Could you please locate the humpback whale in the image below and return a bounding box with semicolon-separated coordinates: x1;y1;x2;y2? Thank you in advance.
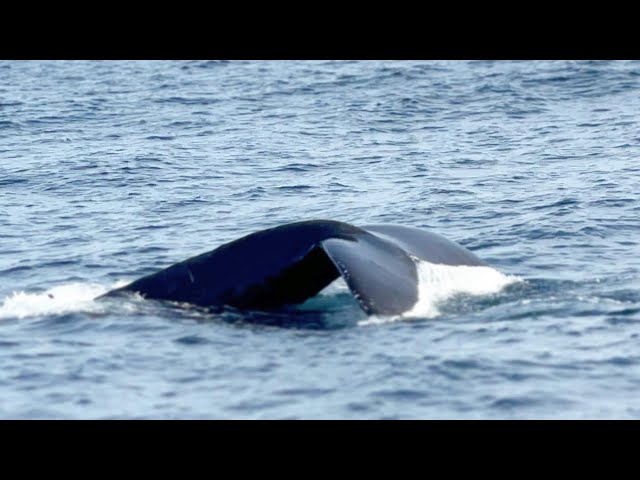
102;220;487;316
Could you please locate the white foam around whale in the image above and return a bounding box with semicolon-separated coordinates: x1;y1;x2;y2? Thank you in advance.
0;281;128;320
358;260;520;325
1;263;519;323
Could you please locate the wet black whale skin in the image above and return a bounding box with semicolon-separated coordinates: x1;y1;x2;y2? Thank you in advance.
102;220;485;316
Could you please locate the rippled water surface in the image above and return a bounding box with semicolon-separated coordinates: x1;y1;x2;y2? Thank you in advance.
1;60;640;419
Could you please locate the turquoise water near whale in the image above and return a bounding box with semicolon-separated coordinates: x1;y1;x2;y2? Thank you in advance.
1;60;640;419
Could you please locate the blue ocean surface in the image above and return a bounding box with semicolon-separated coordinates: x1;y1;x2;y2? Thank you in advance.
1;60;639;419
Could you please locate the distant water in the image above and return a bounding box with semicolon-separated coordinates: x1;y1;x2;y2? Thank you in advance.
1;60;640;419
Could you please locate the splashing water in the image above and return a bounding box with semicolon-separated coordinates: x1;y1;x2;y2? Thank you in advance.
0;281;128;320
0;264;517;324
359;261;520;325
410;261;519;317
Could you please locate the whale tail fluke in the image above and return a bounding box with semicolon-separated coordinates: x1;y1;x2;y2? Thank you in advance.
100;220;486;316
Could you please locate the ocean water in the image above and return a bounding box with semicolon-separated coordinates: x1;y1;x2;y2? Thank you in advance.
1;60;640;419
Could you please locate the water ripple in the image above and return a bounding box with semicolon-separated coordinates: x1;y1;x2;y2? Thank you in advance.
1;60;640;419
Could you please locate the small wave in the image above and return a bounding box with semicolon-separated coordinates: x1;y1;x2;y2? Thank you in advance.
359;261;520;326
0;281;128;320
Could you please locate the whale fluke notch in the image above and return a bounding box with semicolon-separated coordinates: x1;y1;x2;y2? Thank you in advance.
101;220;486;316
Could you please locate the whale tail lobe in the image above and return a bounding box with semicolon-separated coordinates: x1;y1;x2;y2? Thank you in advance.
101;220;485;316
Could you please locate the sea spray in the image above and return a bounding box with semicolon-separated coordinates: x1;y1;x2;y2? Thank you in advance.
359;261;520;325
0;281;129;320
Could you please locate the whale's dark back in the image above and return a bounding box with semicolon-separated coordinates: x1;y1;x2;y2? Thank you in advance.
102;220;486;315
